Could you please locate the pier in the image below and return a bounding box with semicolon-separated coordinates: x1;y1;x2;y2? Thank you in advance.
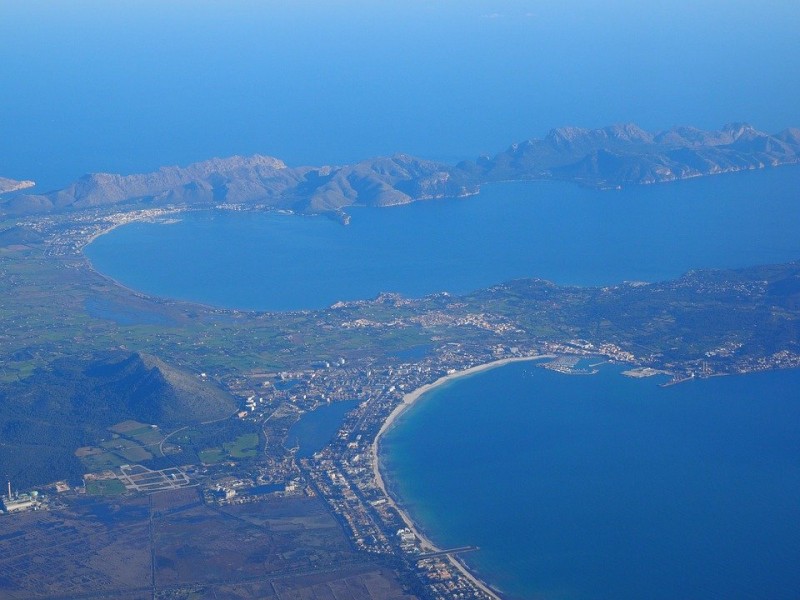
417;545;479;559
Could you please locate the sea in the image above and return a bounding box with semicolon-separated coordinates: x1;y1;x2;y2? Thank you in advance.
381;361;800;599
5;2;800;598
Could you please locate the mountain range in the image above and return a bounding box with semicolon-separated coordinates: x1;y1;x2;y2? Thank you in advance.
464;122;800;188
2;122;798;221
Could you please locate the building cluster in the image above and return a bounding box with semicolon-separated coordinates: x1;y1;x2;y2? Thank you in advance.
30;207;182;257
1;482;45;514
267;345;547;599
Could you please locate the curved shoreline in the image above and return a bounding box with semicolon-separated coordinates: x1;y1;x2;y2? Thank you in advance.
79;208;249;313
80;210;183;294
371;354;553;600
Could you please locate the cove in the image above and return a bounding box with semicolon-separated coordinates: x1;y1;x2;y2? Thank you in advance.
84;167;800;311
380;361;800;599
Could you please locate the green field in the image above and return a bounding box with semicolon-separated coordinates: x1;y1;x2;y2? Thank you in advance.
75;446;127;472
109;421;165;448
198;448;227;464
199;433;260;463
76;423;163;473
224;433;259;458
86;478;127;496
101;438;154;463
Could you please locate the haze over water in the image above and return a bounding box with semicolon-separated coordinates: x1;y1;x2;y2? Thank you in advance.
2;1;799;190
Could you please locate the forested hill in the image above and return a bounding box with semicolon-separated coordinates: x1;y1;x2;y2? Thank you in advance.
0;351;236;489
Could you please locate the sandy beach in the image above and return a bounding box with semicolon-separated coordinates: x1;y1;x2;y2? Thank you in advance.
82;208;185;249
371;354;552;599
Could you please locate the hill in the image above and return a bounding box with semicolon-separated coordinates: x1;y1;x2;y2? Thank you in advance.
0;176;35;194
2;154;476;222
0;351;237;488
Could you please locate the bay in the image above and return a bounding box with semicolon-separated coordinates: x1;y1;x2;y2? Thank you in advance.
85;166;800;312
381;361;800;599
3;2;799;598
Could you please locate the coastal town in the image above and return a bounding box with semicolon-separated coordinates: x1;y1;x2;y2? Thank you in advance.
2;0;799;594
0;337;617;599
4;330;796;598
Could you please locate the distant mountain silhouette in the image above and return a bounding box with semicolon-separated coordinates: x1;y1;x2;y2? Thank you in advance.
0;176;34;194
461;123;800;188
2;154;475;223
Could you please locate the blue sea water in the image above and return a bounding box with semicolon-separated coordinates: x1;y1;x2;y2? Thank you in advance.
83;168;800;599
382;362;800;599
1;1;799;190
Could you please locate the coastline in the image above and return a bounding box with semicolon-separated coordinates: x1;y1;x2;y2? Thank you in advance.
81;207;189;248
371;354;553;600
79;213;178;304
78;208;238;313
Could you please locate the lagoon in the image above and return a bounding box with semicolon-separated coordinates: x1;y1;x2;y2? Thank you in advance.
287;400;359;459
5;2;800;597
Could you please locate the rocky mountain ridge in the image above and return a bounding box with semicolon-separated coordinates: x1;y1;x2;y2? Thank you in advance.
2;153;476;222
464;122;800;187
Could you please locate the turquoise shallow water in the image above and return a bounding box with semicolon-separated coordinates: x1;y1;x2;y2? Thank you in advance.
85;166;800;311
381;361;800;600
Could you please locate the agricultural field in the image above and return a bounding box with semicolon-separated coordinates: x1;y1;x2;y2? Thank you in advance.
75;421;167;473
157;567;417;600
75;445;127;472
101;437;154;463
111;420;166;446
85;478;127;496
199;432;260;463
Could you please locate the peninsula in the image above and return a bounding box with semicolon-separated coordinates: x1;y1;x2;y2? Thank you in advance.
0;175;35;194
3;122;798;223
